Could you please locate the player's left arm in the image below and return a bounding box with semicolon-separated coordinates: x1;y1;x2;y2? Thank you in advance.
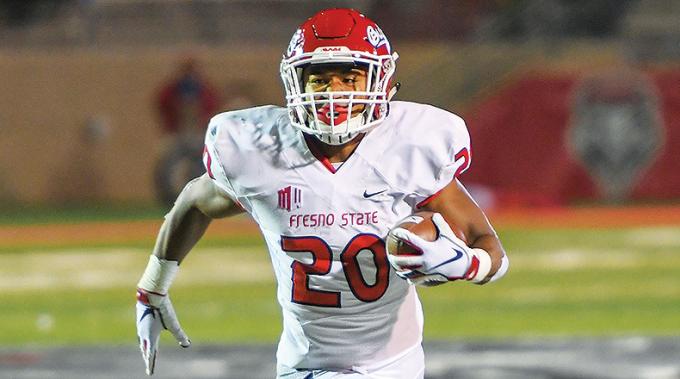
421;178;508;284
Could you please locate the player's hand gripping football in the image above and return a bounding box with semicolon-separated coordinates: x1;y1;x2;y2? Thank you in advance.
136;289;191;375
387;213;491;286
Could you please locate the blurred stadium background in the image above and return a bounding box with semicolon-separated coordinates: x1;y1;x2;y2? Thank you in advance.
1;1;679;378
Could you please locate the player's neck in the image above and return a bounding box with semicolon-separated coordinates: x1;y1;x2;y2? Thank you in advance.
307;134;365;163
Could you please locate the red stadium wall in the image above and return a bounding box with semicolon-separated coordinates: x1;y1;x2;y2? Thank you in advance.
462;69;680;206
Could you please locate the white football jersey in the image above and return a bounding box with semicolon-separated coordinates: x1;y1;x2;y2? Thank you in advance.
203;101;471;372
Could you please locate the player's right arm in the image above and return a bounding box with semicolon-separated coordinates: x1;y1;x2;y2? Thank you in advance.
152;173;242;262
136;173;242;375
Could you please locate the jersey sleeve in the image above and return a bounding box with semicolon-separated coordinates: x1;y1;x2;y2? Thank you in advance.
410;110;472;207
202;114;239;200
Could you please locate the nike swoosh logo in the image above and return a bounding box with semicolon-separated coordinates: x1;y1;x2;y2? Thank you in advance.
429;249;464;271
363;189;387;198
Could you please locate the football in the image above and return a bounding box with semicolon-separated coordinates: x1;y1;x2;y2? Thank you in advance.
386;211;466;256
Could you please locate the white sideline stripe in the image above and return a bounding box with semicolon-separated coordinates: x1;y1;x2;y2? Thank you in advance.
426;350;673;378
509;248;641;270
625;227;680;247
426;337;662;377
188;359;228;378
0;248;273;292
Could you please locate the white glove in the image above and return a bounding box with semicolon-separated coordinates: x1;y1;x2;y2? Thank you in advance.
136;289;191;375
136;255;191;375
387;213;492;286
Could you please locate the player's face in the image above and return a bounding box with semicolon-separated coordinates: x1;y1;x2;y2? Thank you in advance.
302;64;368;117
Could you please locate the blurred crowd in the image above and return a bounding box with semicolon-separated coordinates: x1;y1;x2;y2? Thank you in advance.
0;0;638;43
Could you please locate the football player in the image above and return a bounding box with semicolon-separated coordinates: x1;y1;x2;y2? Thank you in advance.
136;8;509;378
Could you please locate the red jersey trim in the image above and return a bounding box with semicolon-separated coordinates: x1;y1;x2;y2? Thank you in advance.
202;145;215;179
303;134;337;174
418;147;471;209
416;188;443;209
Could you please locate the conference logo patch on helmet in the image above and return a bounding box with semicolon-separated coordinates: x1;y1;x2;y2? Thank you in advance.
366;25;389;50
286;29;304;58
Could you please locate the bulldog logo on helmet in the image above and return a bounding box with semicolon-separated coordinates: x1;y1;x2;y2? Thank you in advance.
366;25;389;50
286;29;304;58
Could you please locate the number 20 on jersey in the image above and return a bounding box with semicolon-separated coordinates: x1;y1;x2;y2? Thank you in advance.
281;234;390;307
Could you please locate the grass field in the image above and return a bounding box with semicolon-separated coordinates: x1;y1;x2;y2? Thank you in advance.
1;206;680;346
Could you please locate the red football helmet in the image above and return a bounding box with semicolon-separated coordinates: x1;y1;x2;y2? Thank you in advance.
280;8;398;145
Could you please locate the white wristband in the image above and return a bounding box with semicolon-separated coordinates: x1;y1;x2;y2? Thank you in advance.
137;255;179;295
466;248;492;283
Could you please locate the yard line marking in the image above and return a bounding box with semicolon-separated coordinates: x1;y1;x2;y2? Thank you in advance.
0;248;273;291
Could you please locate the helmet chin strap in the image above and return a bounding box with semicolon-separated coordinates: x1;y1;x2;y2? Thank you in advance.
309;113;365;146
387;82;401;101
315;132;358;146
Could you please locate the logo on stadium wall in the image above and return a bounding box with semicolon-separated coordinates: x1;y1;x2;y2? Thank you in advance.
567;70;663;201
278;186;303;211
